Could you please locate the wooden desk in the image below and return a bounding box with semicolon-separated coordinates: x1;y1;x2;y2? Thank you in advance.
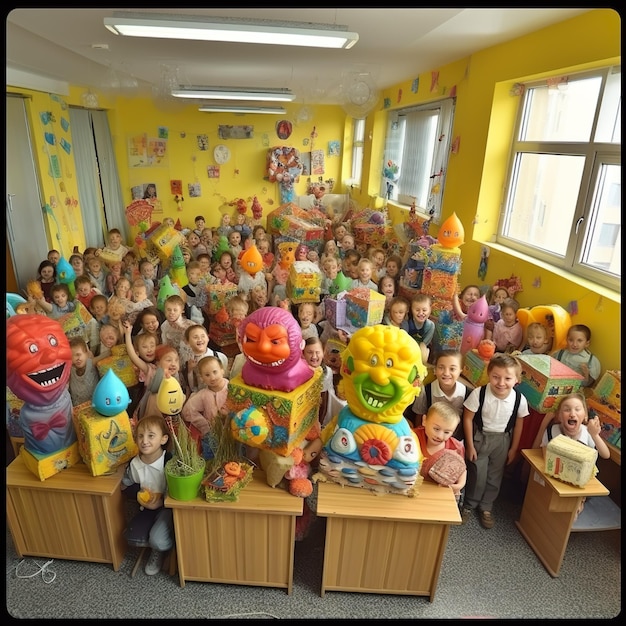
165;470;303;593
316;479;462;601
6;456;126;570
516;448;609;577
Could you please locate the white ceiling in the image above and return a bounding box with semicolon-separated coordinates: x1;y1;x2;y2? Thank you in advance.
7;8;590;105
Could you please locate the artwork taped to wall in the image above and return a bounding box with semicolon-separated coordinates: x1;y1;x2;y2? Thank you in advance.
301;152;311;176
218;125;254;140
328;141;341;157
188;183;201;198
197;134;209;150
147;138;168;167
207;166;220;179
311;149;324;175
128;133;148;167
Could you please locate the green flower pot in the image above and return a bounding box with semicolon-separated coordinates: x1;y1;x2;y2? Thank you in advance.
165;461;205;501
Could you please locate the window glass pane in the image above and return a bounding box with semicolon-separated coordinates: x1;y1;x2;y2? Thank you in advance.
580;163;621;275
504;153;585;256
595;69;621;143
520;77;602;142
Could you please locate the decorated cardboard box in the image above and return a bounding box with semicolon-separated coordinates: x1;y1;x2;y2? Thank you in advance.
96;344;139;387
6;386;25;439
324;293;347;329
587;396;621;449
208;315;237;347
545;434;598;487
19;443;81;481
345;288;386;328
266;201;327;230
462;349;490;387
146;222;184;263
205;282;238;314
267;206;325;253
517;354;584;413
58;301;99;348
432;316;463;353
72;402;138;477
227;369;322;457
351;208;389;247
592;370;621;408
422;267;459;301
287;260;322;303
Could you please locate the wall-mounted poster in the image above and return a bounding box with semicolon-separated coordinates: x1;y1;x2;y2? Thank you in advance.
301;152;311;176
197;134;209;150
188;182;201;197
147;138;168;166
218;125;254;139
207;166;220;179
328;140;341;157
311;149;325;175
128;133;148;167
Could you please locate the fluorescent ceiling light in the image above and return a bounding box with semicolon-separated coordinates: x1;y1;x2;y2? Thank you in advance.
199;105;286;114
171;86;295;102
104;13;358;49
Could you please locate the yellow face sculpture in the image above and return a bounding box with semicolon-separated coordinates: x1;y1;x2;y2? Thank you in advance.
340;325;427;424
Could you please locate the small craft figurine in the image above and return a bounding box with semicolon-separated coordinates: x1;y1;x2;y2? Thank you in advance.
459;295;489;355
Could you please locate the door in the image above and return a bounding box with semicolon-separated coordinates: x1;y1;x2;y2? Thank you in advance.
6;95;50;294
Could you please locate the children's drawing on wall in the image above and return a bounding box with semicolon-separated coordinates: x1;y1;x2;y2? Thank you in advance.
158;126;169;140
128;133;147;167
218;125;254;140
188;182;201;198
197;134;209;150
328;141;341;157
276;120;292;140
147;138;168;166
311;149;324;175
207;166;220;179
301;152;311;176
170;179;183;195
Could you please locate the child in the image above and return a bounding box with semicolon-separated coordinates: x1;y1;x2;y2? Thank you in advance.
461;354;529;528
74;275;102;309
93;323;121;364
196;253;213;282
218;250;238;285
341;249;361;281
98;227;130;263
217;213;233;239
256;236;275;277
320;254;340;297
36;260;57;303
407;294;435;364
297;302;320;341
407;350;471;439
139;259;157;301
453;284;482;319
133;306;164;342
302;337;334;425
491;298;524;353
351;258;378;290
68;337;100;406
181;356;229;458
384;254;403;284
521;322;551;355
368;246;386;281
340;233;356;255
414;402;467;502
113;276;132;301
378;274;398;310
211;261;229;285
160;295;196;354
248;283;269;312
89;294;109;325
383;296;410;332
227;229;243;260
487;286;509;324
125;279;154;326
47;249;61;266
182;324;228;394
182;261;208;322
121;414;174;576
34;283;76;319
106;296;127;333
200;227;214;255
187;231;208;260
69;253;85;277
122;250;140;282
551;324;601;388
104;261;124;298
86;256;108;295
193;215;206;237
321;239;340;263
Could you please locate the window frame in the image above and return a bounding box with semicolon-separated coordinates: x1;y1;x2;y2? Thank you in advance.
497;66;621;292
348;117;365;188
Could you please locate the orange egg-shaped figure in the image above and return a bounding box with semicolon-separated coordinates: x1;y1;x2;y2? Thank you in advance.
437;212;465;249
239;244;263;277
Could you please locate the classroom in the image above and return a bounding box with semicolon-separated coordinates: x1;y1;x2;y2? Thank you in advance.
5;8;620;620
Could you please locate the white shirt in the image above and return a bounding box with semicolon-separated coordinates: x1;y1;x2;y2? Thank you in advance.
463;385;529;433
123;449;167;494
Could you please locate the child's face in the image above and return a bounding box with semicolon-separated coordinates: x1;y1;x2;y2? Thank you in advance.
198;360;224;390
77;282;92;297
385;260;400;279
200;229;212;245
322;258;338;279
52;290;69;307
558;397;587;438
341;234;355;251
411;299;431;323
527;327;548;353
566;330;590;355
488;365;519;399
71;345;89;369
356;243;368;256
357;262;372;282
389;303;408;326
70;257;84;274
88;259;102;274
187;268;202;285
257;240;269;254
252;288;268;308
188;233;200;247
90;299;108;320
141;263;155;280
435;355;462;388
334;225;347;240
163;217;175;228
132;285;148;302
159;350;180;376
324;240;338;255
47;251;60;265
198;258;211;273
115;280;130;298
141;314;160;334
228;231;241;247
164;302;183;323
493;289;508;305
108;232;122;250
40;266;55;281
372;252;385;269
220;254;232;270
100;327;118;349
500;306;517;327
136;423;167;457
423;411;458;445
342;256;360;279
303;342;324;368
212;265;226;280
182;250;192;264
195;218;205;231
380;277;396;298
107;301;125;322
461;287;481;309
230;304;248;320
186;326;209;354
137;336;156;362
298;304;316;326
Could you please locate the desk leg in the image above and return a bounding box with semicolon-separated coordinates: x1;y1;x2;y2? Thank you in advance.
515;468;579;577
171;510;185;588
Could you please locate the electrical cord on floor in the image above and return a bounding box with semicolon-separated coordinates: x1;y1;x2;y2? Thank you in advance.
15;558;57;584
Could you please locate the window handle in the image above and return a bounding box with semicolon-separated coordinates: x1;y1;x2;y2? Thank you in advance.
575;216;585;234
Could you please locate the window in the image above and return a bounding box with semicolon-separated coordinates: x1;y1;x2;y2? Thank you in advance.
498;66;621;291
381;98;454;221
348;117;365;187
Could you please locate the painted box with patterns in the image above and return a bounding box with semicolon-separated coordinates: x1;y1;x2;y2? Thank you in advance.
345;288;386;328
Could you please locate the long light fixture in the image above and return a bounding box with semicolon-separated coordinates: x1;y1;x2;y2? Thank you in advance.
104;13;359;49
198;105;286;114
171;86;295;102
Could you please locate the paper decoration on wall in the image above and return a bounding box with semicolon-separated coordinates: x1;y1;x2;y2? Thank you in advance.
494;275;523;297
328;141;340;157
197;134;209;150
59;138;71;155
566;300;578;316
301;152;311;176
411;78;419;93
128;133;148;167
147;138;167;166
510;83;525;97
397;89;402;103
532;276;541;288
170;180;182;195
45;132;56;145
431;71;440;93
478;246;489;281
158;126;169;139
311;149;324;175
267;146;303;204
449;85;457;98
213;144;231;164
383;97;391;108
219;125;254;140
451;136;461;154
188;183;201;197
49;154;61;178
276;120;293;140
207;166;220;179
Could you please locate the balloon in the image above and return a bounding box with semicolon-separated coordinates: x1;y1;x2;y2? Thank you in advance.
92;369;131;416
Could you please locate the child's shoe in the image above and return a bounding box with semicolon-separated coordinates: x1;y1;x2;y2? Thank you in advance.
479;510;494;529
145;549;164;575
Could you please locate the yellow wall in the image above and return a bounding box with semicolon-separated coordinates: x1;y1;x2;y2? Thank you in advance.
7;9;620;372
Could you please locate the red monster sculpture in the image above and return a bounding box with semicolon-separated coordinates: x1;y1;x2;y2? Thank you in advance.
238;307;314;392
6;314;76;455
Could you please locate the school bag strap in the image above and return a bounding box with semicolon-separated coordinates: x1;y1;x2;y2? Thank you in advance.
474;385;521;434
